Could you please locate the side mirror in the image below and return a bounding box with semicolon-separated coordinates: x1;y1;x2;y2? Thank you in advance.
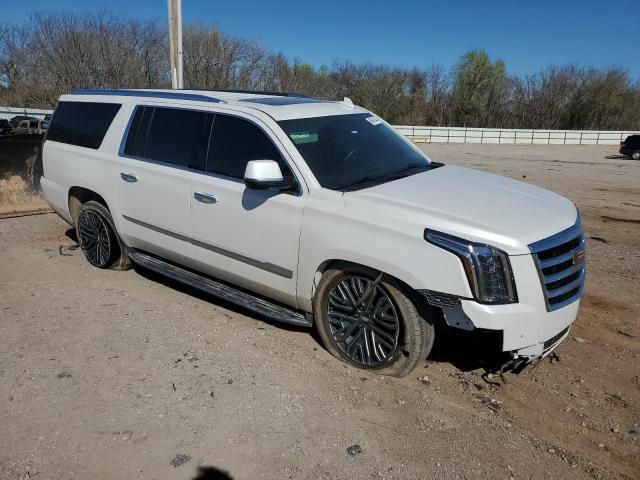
244;160;295;191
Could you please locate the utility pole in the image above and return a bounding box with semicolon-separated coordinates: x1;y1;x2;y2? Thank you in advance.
167;0;183;89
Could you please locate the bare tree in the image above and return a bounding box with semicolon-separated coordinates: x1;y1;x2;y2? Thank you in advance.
0;13;638;130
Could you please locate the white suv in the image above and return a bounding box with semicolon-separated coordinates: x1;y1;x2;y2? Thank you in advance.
41;89;585;377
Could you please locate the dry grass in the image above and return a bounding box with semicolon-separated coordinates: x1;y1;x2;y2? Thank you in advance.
0;175;48;214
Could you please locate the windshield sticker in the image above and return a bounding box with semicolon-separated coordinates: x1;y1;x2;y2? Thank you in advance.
290;132;319;144
365;116;382;126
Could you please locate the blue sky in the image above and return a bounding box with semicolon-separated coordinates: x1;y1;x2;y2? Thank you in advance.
2;0;639;79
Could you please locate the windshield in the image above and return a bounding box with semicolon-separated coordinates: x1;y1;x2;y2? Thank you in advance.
279;113;438;191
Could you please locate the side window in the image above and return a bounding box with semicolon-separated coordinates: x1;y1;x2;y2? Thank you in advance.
143;107;211;170
207;114;291;179
47;101;121;149
124;106;153;158
124;107;212;170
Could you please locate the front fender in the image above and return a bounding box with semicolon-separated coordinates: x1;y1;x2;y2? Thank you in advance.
296;198;472;312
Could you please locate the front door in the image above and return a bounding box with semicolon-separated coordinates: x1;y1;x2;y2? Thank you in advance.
189;113;305;307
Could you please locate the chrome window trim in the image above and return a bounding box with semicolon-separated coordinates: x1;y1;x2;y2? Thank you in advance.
117;104;305;197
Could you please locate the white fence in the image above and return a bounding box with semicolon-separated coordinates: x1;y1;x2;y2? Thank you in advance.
1;106;638;145
394;125;640;145
0;107;52;121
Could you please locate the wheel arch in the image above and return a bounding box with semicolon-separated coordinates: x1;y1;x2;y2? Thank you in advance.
68;186;110;225
310;258;441;324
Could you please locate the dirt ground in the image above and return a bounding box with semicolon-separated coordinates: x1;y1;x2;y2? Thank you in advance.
0;144;638;480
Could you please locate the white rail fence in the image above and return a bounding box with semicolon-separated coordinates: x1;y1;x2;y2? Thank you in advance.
0;107;52;121
394;125;640;145
1;106;638;145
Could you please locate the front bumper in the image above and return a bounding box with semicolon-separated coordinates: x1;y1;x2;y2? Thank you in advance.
429;252;581;359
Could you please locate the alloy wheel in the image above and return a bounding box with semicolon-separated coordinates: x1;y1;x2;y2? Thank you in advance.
327;275;400;367
78;210;112;267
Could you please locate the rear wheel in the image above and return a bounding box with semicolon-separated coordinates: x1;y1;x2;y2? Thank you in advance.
632;151;640;160
314;264;434;377
76;201;130;270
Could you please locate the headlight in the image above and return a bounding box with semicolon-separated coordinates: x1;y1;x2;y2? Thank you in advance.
424;230;517;304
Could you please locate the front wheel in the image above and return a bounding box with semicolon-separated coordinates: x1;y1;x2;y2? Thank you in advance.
314;264;434;377
632;151;640;160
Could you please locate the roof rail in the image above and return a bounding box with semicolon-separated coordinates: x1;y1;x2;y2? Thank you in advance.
192;88;314;99
71;89;224;103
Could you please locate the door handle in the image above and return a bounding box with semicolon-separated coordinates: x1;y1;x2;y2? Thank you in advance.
194;191;218;204
120;172;138;183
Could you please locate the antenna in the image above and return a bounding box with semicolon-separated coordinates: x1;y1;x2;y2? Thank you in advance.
342;97;354;108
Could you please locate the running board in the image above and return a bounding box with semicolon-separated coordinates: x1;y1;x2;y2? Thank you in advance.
128;250;312;328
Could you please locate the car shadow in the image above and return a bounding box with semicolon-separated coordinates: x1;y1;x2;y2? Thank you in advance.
192;466;233;480
604;154;634;160
131;263;310;334
428;323;510;373
132;262;511;373
64;227;77;242
241;188;278;210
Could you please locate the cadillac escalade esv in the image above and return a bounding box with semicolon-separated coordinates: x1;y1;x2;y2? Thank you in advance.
41;89;585;377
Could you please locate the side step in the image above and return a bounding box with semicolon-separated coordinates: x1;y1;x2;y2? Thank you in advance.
128;250;312;328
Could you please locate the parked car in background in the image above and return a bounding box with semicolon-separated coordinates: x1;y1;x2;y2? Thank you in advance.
14;118;48;135
41;89;585;377
619;135;640;160
0;119;15;136
9;115;37;127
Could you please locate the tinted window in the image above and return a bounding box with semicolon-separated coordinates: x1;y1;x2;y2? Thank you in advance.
124;106;153;158
279;113;430;191
207;114;288;179
47;101;121;149
143;107;210;170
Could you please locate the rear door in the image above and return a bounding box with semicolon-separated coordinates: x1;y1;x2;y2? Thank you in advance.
189;113;305;307
117;105;213;267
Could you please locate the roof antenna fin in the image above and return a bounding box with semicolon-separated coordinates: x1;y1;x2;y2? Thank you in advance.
342;97;354;108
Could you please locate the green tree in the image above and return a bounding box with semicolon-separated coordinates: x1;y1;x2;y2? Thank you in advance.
450;49;510;127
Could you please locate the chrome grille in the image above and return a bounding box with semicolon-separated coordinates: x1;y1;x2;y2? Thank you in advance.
529;220;585;312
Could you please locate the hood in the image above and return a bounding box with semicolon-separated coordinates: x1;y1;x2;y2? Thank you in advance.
343;165;578;254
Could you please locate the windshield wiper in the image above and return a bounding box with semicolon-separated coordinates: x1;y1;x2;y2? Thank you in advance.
337;164;431;191
385;163;431;179
336;175;387;191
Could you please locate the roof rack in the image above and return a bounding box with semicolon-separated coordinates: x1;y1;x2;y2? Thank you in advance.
192;88;314;99
71;89;224;103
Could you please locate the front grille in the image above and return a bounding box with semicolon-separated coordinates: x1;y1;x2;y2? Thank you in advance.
529;220;585;312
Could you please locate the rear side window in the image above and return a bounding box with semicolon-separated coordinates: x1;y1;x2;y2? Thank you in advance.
124;106;211;171
207;114;289;179
124;106;153;157
47;101;121;149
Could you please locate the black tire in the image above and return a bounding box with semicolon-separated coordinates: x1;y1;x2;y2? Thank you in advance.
76;200;131;270
313;263;434;377
632;151;640;161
